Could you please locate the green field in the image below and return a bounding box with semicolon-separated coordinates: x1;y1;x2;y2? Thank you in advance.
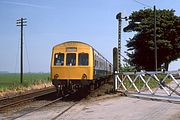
0;73;50;91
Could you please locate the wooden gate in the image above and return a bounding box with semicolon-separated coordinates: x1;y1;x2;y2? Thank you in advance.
114;71;180;103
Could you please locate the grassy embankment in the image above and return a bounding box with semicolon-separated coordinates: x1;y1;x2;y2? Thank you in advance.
0;73;50;91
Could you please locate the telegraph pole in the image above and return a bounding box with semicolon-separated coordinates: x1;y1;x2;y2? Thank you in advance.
116;13;128;71
154;6;157;71
16;18;27;83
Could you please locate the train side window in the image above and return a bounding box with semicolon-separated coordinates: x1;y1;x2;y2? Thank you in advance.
66;53;76;66
78;53;89;66
54;53;64;66
95;60;97;67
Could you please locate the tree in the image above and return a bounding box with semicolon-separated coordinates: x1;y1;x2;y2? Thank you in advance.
124;8;180;71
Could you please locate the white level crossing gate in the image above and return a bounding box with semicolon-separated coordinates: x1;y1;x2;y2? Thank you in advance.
114;71;180;103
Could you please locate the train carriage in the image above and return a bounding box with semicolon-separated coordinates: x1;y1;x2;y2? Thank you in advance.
51;41;112;91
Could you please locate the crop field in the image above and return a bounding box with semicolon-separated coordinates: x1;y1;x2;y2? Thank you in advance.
0;73;50;91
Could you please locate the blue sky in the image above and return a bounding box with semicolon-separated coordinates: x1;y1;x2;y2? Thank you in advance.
0;0;179;73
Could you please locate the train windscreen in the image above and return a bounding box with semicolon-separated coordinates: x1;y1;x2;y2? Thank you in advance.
54;53;64;66
66;53;76;66
78;53;89;66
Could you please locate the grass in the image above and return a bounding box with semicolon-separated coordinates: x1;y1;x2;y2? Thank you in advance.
0;73;50;91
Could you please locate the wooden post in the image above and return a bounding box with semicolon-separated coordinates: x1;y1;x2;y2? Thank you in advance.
113;47;118;92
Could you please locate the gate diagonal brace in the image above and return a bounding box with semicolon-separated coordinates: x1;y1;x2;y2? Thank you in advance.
164;84;180;96
145;73;170;95
146;73;180;96
159;79;165;89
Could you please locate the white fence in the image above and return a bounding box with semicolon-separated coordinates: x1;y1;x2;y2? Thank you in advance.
114;71;180;99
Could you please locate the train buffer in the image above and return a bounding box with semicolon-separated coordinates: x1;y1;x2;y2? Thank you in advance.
114;71;180;103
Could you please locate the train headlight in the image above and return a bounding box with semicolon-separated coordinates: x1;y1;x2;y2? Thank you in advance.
82;74;87;80
54;74;59;79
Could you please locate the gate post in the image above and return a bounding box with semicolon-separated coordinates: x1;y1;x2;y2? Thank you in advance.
113;47;118;92
115;71;118;91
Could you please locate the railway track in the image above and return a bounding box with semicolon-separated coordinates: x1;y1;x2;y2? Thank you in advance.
1;78;112;119
12;94;71;120
9;90;81;120
0;86;56;110
50;101;78;120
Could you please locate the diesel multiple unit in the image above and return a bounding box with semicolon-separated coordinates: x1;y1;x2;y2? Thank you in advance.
51;41;112;91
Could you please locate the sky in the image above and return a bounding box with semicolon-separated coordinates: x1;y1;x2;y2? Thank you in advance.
0;0;180;73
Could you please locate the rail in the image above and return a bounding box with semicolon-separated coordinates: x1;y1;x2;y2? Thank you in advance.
0;86;56;110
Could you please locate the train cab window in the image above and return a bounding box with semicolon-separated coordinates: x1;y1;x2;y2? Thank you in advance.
54;53;64;66
78;53;89;66
66;53;76;66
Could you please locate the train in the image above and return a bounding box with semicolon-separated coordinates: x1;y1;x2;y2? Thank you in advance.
50;41;113;93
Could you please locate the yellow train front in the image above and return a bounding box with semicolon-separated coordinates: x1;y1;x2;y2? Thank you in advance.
51;41;112;92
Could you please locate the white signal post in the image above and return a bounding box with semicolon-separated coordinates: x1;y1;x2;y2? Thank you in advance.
116;13;128;71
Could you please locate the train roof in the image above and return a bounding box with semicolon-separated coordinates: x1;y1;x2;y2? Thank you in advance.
53;41;92;48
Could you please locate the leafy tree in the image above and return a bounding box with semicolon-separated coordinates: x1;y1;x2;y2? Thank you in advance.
124;8;180;71
120;63;136;72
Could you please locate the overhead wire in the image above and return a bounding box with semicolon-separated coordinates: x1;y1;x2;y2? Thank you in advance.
24;29;34;81
133;0;152;8
24;30;31;73
14;35;20;73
